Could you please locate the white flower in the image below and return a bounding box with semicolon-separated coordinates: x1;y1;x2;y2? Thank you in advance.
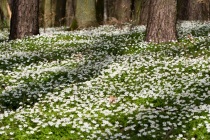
178;134;183;138
48;122;54;126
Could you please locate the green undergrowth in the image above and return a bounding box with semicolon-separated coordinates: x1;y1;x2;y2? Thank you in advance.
0;22;209;140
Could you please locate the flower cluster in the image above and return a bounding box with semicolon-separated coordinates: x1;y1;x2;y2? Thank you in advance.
0;22;209;139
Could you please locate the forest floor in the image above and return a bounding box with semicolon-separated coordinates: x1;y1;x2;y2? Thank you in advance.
0;21;210;140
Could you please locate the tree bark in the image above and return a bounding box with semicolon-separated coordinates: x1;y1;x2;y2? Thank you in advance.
177;0;188;20
40;0;54;27
75;0;98;28
188;0;210;21
139;0;150;25
40;0;66;27
55;0;66;26
9;0;39;40
96;0;104;24
107;0;116;19
146;0;177;43
132;0;142;24
65;0;75;26
104;0;108;22
115;0;132;23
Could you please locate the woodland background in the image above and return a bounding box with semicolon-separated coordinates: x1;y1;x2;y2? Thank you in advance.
0;0;209;29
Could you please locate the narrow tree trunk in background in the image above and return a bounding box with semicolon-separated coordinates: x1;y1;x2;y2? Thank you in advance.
188;0;210;21
7;0;13;8
51;0;57;26
115;0;132;23
9;0;39;40
96;0;104;24
55;0;66;26
104;0;107;22
139;0;150;25
107;0;116;19
177;0;188;20
39;0;44;27
132;0;142;24
0;9;3;29
40;0;56;27
0;0;11;28
209;0;210;20
146;0;177;43
65;0;75;26
76;0;98;28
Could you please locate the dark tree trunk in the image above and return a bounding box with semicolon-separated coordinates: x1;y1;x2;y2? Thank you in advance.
65;0;75;26
105;0;132;24
55;0;66;26
132;0;142;24
107;0;116;19
103;0;118;24
146;0;177;43
177;0;189;20
209;0;210;20
96;0;104;24
139;0;150;25
9;0;39;40
188;0;210;21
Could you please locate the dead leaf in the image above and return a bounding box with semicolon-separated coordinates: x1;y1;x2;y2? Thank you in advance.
109;95;117;103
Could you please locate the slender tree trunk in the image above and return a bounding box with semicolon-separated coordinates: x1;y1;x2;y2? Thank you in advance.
132;0;142;24
96;0;104;24
209;0;210;20
40;0;56;27
51;0;57;26
146;0;177;43
104;0;108;23
107;0;116;19
75;0;98;28
0;0;11;28
9;0;39;40
65;0;75;26
55;0;66;26
40;0;50;27
7;0;13;8
139;0;150;25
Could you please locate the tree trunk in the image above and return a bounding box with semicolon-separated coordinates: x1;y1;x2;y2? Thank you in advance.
75;0;98;28
0;0;11;28
132;0;142;24
40;0;66;27
9;0;39;40
106;0;115;19
55;0;66;26
104;0;108;22
96;0;104;24
115;0;132;23
146;0;177;43
177;0;188;20
188;0;210;21
139;0;150;25
65;0;75;26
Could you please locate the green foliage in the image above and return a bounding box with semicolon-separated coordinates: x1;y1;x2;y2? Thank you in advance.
67;18;78;31
0;22;209;139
